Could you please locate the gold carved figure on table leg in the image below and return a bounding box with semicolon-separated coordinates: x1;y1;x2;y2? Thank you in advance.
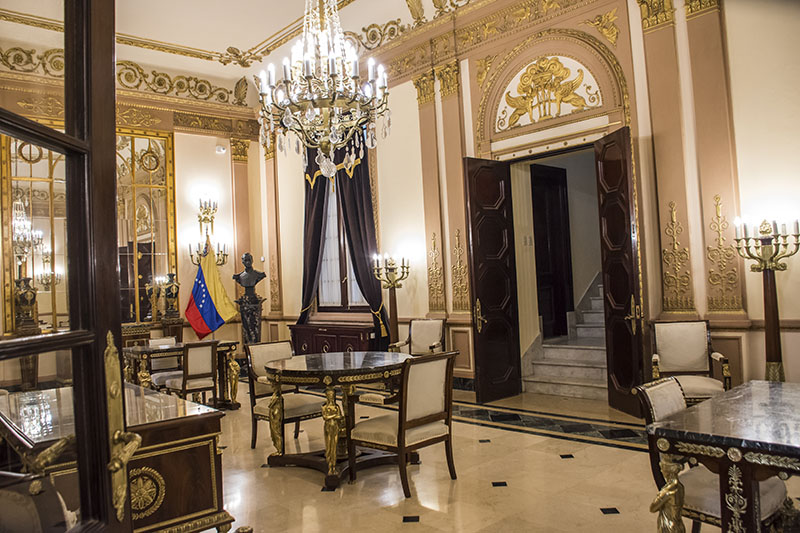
227;354;240;403
322;386;342;476
137;356;152;389
650;454;686;533
268;385;284;456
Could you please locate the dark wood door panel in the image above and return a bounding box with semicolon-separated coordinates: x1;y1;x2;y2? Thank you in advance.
464;157;521;403
594;127;644;416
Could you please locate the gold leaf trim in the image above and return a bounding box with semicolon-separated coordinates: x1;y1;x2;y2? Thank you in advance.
706;194;742;312
580;8;620;46
674;441;725;458
452;229;470;311
435;60;460;99
413;71;436;106
636;0;675;31
661;201;694;312
428;233;446;312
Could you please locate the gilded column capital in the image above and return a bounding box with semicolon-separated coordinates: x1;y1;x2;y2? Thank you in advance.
684;0;720;18
637;0;675;31
435;60;460;99
230;137;250;163
413;71;436;107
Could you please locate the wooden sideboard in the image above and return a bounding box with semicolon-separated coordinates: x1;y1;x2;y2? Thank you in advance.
0;384;233;533
289;323;376;354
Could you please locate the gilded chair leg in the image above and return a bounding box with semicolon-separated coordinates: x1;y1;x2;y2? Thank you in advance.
294;420;300;439
444;437;457;480
398;449;411;498
347;437;357;483
251;416;258;449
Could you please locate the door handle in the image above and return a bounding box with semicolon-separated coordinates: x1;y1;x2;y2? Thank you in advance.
108;430;141;473
474;298;488;333
623;295;641;335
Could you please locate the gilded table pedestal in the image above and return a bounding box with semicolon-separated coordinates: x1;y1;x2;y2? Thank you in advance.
265;351;412;489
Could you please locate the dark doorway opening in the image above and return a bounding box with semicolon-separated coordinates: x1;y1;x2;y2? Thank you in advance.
531;164;574;339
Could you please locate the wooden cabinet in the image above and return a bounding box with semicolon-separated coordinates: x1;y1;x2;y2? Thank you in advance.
290;323;375;354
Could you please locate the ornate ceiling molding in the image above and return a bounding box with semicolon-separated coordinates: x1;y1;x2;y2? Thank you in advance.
345;19;408;52
0;1;358;69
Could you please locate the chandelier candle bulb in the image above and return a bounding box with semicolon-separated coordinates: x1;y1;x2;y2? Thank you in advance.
283;58;291;81
368;58;376;81
794;220;799;235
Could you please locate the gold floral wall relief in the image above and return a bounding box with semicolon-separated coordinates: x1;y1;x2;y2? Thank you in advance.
684;0;720;17
476;55;496;89
117;61;235;105
405;0;427;27
230;138;250;163
706;195;742;312
581;8;620;46
345;19;407;51
0;47;63;77
661;201;694;312
428;233;446;312
495;56;601;132
434;61;460;99
413;71;436;107
452;230;470;312
270;255;282;313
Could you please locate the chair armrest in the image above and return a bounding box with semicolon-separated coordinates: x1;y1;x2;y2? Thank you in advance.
652;353;660;364
710;352;727;362
711;352;732;390
388;339;409;352
651;353;660;380
428;341;443;352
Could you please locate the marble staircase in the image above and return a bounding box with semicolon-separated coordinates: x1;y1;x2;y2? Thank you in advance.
523;283;608;400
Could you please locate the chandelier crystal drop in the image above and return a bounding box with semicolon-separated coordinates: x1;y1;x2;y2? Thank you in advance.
254;0;390;178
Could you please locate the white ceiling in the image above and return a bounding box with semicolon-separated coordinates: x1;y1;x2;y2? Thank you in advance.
0;0;445;85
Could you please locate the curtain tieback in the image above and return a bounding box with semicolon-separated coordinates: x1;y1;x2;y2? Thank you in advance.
370;303;388;337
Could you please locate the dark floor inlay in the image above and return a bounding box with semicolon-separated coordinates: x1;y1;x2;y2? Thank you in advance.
489;413;522;423
403;516;420;523
559;454;574;459
360;415;370;419
559;422;595;433
492;481;508;487
219;445;227;449
321;486;336;492
600;508;620;515
599;428;639;439
479;439;491;443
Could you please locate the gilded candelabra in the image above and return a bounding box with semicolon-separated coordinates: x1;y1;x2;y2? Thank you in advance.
12;199;43;336
735;219;800;381
145;276;167;321
372;254;409;344
35;248;62;291
189;199;228;266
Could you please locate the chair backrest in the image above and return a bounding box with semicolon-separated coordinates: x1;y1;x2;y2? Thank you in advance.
183;340;218;381
245;341;294;378
399;351;457;432
149;337;178;371
635;377;687;489
148;337;176;347
409;319;445;354
652;320;711;373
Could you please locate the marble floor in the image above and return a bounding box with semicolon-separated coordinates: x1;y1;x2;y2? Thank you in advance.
218;390;800;532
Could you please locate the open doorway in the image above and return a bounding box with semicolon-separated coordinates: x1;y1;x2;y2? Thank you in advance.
510;146;607;401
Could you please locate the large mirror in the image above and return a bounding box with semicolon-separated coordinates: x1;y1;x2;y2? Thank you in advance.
115;128;176;324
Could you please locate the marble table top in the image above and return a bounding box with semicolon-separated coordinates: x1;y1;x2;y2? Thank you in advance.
647;380;800;456
265;351;412;378
125;340;238;355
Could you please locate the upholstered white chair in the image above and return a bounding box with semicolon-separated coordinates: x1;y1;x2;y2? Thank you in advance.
635;378;788;532
147;337;182;390
245;340;324;450
389;319;445;356
650;321;730;405
164;340;218;407
348;351;458;498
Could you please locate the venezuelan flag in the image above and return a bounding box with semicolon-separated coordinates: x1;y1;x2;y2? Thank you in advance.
185;240;238;339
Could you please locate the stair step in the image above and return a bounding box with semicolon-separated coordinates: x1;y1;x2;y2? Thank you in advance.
590;297;604;311
523;376;608;401
541;343;606;364
576;324;605;338
531;359;606;381
580;310;604;324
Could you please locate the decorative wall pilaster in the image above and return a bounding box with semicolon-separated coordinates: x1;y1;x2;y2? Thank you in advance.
413;70;447;317
636;0;698;316
230;137;251;299
263;147;283;315
684;0;747;320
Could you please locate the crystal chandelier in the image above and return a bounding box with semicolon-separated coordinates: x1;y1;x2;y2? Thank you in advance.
12;200;43;267
255;0;391;178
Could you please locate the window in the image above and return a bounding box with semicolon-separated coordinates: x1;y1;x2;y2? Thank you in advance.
318;180;367;311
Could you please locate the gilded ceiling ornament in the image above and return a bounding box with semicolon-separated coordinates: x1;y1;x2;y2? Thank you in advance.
435;61;460;99
452;229;470;312
230;138;250;163
661;201;694;312
476;55;496;88
173;112;233;133
116;60;235;105
345;19;407;52
405;0;427;27
706;195;742;312
433;0;471;18
684;0;719;17
0;47;64;77
219;46;262;68
116;106;161;127
637;0;675;31
428;233;446;312
16;96;64;118
413;71;436;107
232;77;248;107
497;56;600;131
581;8;620;46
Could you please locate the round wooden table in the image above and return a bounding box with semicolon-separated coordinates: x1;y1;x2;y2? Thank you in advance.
264;351;412;488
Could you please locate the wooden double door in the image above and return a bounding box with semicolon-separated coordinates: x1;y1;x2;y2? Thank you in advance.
463;127;645;415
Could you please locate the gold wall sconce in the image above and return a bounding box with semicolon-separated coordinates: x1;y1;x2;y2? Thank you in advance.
373;254;410;344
